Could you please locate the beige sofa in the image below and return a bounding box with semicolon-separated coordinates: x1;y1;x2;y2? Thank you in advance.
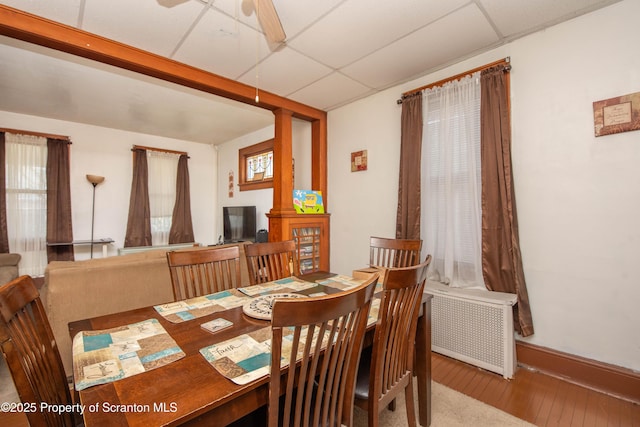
41;242;250;376
0;253;21;284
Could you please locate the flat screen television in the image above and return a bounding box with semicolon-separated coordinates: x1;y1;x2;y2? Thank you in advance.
223;206;257;243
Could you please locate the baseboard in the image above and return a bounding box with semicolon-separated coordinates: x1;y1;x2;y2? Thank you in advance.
516;341;639;404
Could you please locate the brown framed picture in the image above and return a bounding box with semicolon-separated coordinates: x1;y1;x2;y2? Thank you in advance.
593;91;640;137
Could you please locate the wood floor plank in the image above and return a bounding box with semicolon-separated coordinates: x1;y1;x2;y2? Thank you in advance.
466;368;493;401
569;383;589;427
502;368;535;420
533;374;560;426
546;376;572;426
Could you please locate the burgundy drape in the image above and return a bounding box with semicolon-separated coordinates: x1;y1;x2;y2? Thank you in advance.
480;65;534;337
169;154;194;244
46;138;75;262
0;132;8;253
124;148;152;247
395;93;423;240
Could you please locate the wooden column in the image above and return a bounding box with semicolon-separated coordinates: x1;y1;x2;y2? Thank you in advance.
270;108;296;216
311;118;328;210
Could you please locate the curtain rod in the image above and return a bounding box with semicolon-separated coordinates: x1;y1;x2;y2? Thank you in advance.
132;145;188;157
398;57;511;103
0;127;71;141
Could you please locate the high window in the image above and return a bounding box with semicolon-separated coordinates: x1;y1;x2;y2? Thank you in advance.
238;139;273;191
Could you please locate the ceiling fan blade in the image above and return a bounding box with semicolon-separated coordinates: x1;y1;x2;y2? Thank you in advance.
253;0;286;44
156;0;190;7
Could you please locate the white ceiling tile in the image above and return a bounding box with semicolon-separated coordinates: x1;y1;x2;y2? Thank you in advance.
479;0;621;37
272;0;344;39
0;0;624;143
287;0;468;68
173;7;271;79
342;4;499;89
81;0;205;57
289;72;373;111
208;0;259;31
237;48;332;97
1;0;83;26
210;0;344;39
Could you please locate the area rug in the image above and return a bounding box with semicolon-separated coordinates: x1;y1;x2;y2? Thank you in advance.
353;381;535;427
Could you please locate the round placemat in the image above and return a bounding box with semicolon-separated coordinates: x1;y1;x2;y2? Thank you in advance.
242;293;307;320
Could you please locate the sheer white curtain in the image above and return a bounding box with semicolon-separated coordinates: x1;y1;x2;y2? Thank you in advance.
421;72;485;289
147;151;179;246
5;133;48;276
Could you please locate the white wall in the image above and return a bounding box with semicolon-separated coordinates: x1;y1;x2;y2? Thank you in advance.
216;126;274;240
1;111;218;257
328;0;640;371
215;118;313;240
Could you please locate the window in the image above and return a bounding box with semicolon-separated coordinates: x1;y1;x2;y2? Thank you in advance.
125;145;193;248
238;139;273;191
421;72;484;288
147;150;179;245
5;133;48;276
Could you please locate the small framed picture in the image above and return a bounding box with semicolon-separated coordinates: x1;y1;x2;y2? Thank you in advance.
351;150;367;172
593;91;640;137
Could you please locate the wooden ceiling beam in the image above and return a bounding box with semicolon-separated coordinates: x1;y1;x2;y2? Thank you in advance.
0;4;326;123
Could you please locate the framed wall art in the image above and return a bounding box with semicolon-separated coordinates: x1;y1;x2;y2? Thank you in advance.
351;150;368;172
593;91;640;137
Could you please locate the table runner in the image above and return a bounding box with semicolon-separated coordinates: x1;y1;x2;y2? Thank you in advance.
314;274;372;290
154;289;251;323
72;319;185;391
237;276;318;296
155;277;323;323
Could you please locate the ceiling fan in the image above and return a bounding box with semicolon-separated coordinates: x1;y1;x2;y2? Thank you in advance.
157;0;286;45
244;0;286;45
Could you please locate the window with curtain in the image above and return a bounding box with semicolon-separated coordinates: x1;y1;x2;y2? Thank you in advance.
421;72;484;288
4;133;48;276
125;147;194;248
147;150;179;246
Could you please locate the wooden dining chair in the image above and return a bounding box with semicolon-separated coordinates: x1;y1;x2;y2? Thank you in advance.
354;256;432;427
369;236;422;268
245;240;299;285
0;275;79;427
269;275;378;427
167;245;242;300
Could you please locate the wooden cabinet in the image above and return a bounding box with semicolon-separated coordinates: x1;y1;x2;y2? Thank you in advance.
267;213;329;274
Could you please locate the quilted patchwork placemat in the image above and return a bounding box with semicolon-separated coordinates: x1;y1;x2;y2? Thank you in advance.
72;319;185;391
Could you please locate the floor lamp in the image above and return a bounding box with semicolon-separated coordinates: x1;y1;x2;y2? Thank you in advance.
86;174;105;259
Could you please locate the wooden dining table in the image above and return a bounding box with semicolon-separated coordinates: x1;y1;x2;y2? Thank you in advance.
68;273;433;426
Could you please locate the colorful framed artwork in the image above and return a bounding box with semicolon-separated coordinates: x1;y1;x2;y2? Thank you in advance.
293;190;325;214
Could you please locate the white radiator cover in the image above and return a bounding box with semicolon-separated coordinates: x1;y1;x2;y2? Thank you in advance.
425;281;518;379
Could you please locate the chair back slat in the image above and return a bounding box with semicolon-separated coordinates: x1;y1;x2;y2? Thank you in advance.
167;246;242;300
269;276;378;427
369;236;422;268
0;275;75;427
245;240;299;285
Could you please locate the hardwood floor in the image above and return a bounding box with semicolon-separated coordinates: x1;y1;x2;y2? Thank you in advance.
2;352;638;426
432;352;640;426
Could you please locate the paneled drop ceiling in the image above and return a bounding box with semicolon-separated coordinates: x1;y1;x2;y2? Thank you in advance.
0;0;622;144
